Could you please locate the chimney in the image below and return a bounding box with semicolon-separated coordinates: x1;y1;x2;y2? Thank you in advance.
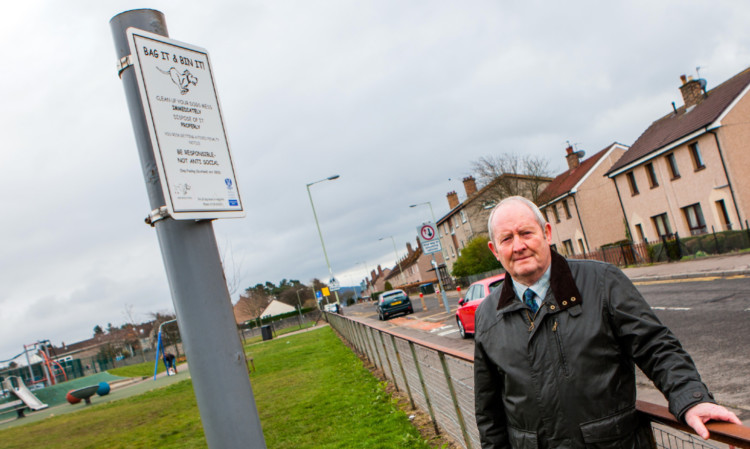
679;74;705;109
463;176;478;197
406;242;413;255
447;191;459;209
377;265;383;276
565;145;580;170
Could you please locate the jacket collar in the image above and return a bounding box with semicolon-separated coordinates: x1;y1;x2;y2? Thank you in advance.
496;250;582;311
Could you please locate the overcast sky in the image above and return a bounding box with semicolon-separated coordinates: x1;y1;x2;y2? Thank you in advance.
3;0;750;360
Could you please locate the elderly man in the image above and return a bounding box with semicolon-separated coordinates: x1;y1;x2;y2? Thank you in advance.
474;196;740;448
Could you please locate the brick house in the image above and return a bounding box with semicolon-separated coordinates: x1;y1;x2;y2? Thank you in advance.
537;143;628;255
437;174;552;273
606;69;750;242
383;240;448;292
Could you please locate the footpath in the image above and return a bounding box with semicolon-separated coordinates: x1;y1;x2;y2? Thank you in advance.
620;251;750;282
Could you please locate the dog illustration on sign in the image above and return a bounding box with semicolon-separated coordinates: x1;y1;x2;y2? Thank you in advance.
158;66;198;94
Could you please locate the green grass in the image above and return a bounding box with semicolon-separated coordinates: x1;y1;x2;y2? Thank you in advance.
108;361;167;378
242;321;317;345
0;327;431;449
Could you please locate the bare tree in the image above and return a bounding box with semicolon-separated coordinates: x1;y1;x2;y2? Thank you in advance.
122;304;147;362
469;152;553;203
219;237;244;299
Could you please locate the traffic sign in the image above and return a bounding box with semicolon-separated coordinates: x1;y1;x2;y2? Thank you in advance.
417;222;442;254
329;277;340;292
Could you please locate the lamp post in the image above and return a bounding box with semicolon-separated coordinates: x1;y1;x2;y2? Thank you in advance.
379;236;405;287
307;175;341;305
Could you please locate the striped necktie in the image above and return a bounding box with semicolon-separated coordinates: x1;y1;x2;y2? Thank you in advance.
523;288;538;314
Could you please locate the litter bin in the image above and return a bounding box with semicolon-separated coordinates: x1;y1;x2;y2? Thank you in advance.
419;283;435;294
261;325;273;341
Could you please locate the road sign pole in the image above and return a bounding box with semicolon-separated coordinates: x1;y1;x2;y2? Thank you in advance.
431;253;450;313
111;10;265;449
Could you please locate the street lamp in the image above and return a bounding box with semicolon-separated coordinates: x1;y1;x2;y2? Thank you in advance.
379;236;405;286
306;174;341;305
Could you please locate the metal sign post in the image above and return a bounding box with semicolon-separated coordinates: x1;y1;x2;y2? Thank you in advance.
417;223;450;313
111;9;265;449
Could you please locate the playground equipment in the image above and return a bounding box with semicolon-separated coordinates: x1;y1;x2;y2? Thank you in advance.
0;376;49;418
153;319;179;380
16;340;68;387
66;382;110;406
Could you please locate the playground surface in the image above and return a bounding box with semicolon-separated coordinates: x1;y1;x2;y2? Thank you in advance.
0;364;190;431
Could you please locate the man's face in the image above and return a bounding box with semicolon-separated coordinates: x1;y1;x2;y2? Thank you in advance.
488;201;552;286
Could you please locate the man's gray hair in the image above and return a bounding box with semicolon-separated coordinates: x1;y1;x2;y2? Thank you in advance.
487;196;547;243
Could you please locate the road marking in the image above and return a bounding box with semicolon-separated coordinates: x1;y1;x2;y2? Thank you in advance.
634;275;747;286
438;328;459;336
430;325;452;333
651;307;691;311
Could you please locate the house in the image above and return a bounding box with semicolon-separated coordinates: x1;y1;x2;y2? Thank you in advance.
382;240;448;292
259;299;296;317
537;143;629;255
365;265;391;296
606;69;750;242
437;174;552;274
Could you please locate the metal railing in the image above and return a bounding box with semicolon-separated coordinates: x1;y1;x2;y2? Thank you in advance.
326;313;750;449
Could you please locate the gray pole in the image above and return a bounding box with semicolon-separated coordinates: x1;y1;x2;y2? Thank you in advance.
431;254;450;313
110;10;265;449
306;176;341;305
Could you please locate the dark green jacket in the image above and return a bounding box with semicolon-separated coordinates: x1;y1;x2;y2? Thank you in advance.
474;251;713;448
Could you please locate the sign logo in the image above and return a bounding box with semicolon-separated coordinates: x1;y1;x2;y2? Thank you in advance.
225;178;233;189
420;224;436;240
157;66;198;95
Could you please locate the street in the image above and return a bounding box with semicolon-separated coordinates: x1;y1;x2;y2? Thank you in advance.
344;276;750;417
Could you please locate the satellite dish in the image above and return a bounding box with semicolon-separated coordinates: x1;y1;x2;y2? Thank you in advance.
575;150;586;159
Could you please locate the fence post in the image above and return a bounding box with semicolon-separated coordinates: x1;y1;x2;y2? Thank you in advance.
369;328;385;370
438;352;473;449
409;341;440;434
356;322;372;363
712;226;720;254
365;326;380;369
378;332;399;392
352;321;366;356
391;335;415;410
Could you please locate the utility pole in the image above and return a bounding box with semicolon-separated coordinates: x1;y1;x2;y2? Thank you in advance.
110;9;265;448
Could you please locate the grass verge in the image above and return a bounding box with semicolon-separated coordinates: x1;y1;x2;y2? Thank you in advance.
0;326;434;449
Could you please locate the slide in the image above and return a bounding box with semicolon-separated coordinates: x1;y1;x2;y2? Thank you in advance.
2;377;48;411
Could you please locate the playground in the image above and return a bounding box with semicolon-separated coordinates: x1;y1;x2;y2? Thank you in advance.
0;325;442;449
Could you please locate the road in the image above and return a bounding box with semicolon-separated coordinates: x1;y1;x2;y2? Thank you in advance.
344;276;750;417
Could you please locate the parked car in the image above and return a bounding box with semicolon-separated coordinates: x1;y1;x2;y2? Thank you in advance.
376;289;413;320
455;273;505;338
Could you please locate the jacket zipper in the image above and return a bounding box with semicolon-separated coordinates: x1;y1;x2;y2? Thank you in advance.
552;319;569;377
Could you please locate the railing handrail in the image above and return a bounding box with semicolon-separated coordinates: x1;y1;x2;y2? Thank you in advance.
328;312;750;448
636;400;750;448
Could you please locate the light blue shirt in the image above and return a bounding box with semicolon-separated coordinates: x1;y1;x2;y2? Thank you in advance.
512;265;552;310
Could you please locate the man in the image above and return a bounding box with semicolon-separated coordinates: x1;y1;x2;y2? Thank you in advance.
474;196;740;448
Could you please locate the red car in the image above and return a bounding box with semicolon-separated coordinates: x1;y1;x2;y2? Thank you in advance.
455;273;505;338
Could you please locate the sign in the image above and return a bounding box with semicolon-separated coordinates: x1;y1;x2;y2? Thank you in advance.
315;290;322;299
126;28;245;219
417;222;442;254
321;287;330;297
328;277;340;292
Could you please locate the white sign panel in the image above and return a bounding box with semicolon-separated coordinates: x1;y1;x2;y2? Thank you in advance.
126;28;245;219
417;222;442;255
329;277;340;292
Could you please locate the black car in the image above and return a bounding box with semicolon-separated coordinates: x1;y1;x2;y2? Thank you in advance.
376;289;413;320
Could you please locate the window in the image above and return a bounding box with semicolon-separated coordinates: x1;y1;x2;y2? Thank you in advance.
577;239;586;254
652;213;672;238
635;224;645;242
550;244;558;253
645;162;659;188
689;142;705;170
542;208;550;223
460;210;467;223
666;153;680;179
716;200;732;230
563;200;572;219
682;203;707;235
563;240;574;255
552;205;560;223
626;171;639;196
